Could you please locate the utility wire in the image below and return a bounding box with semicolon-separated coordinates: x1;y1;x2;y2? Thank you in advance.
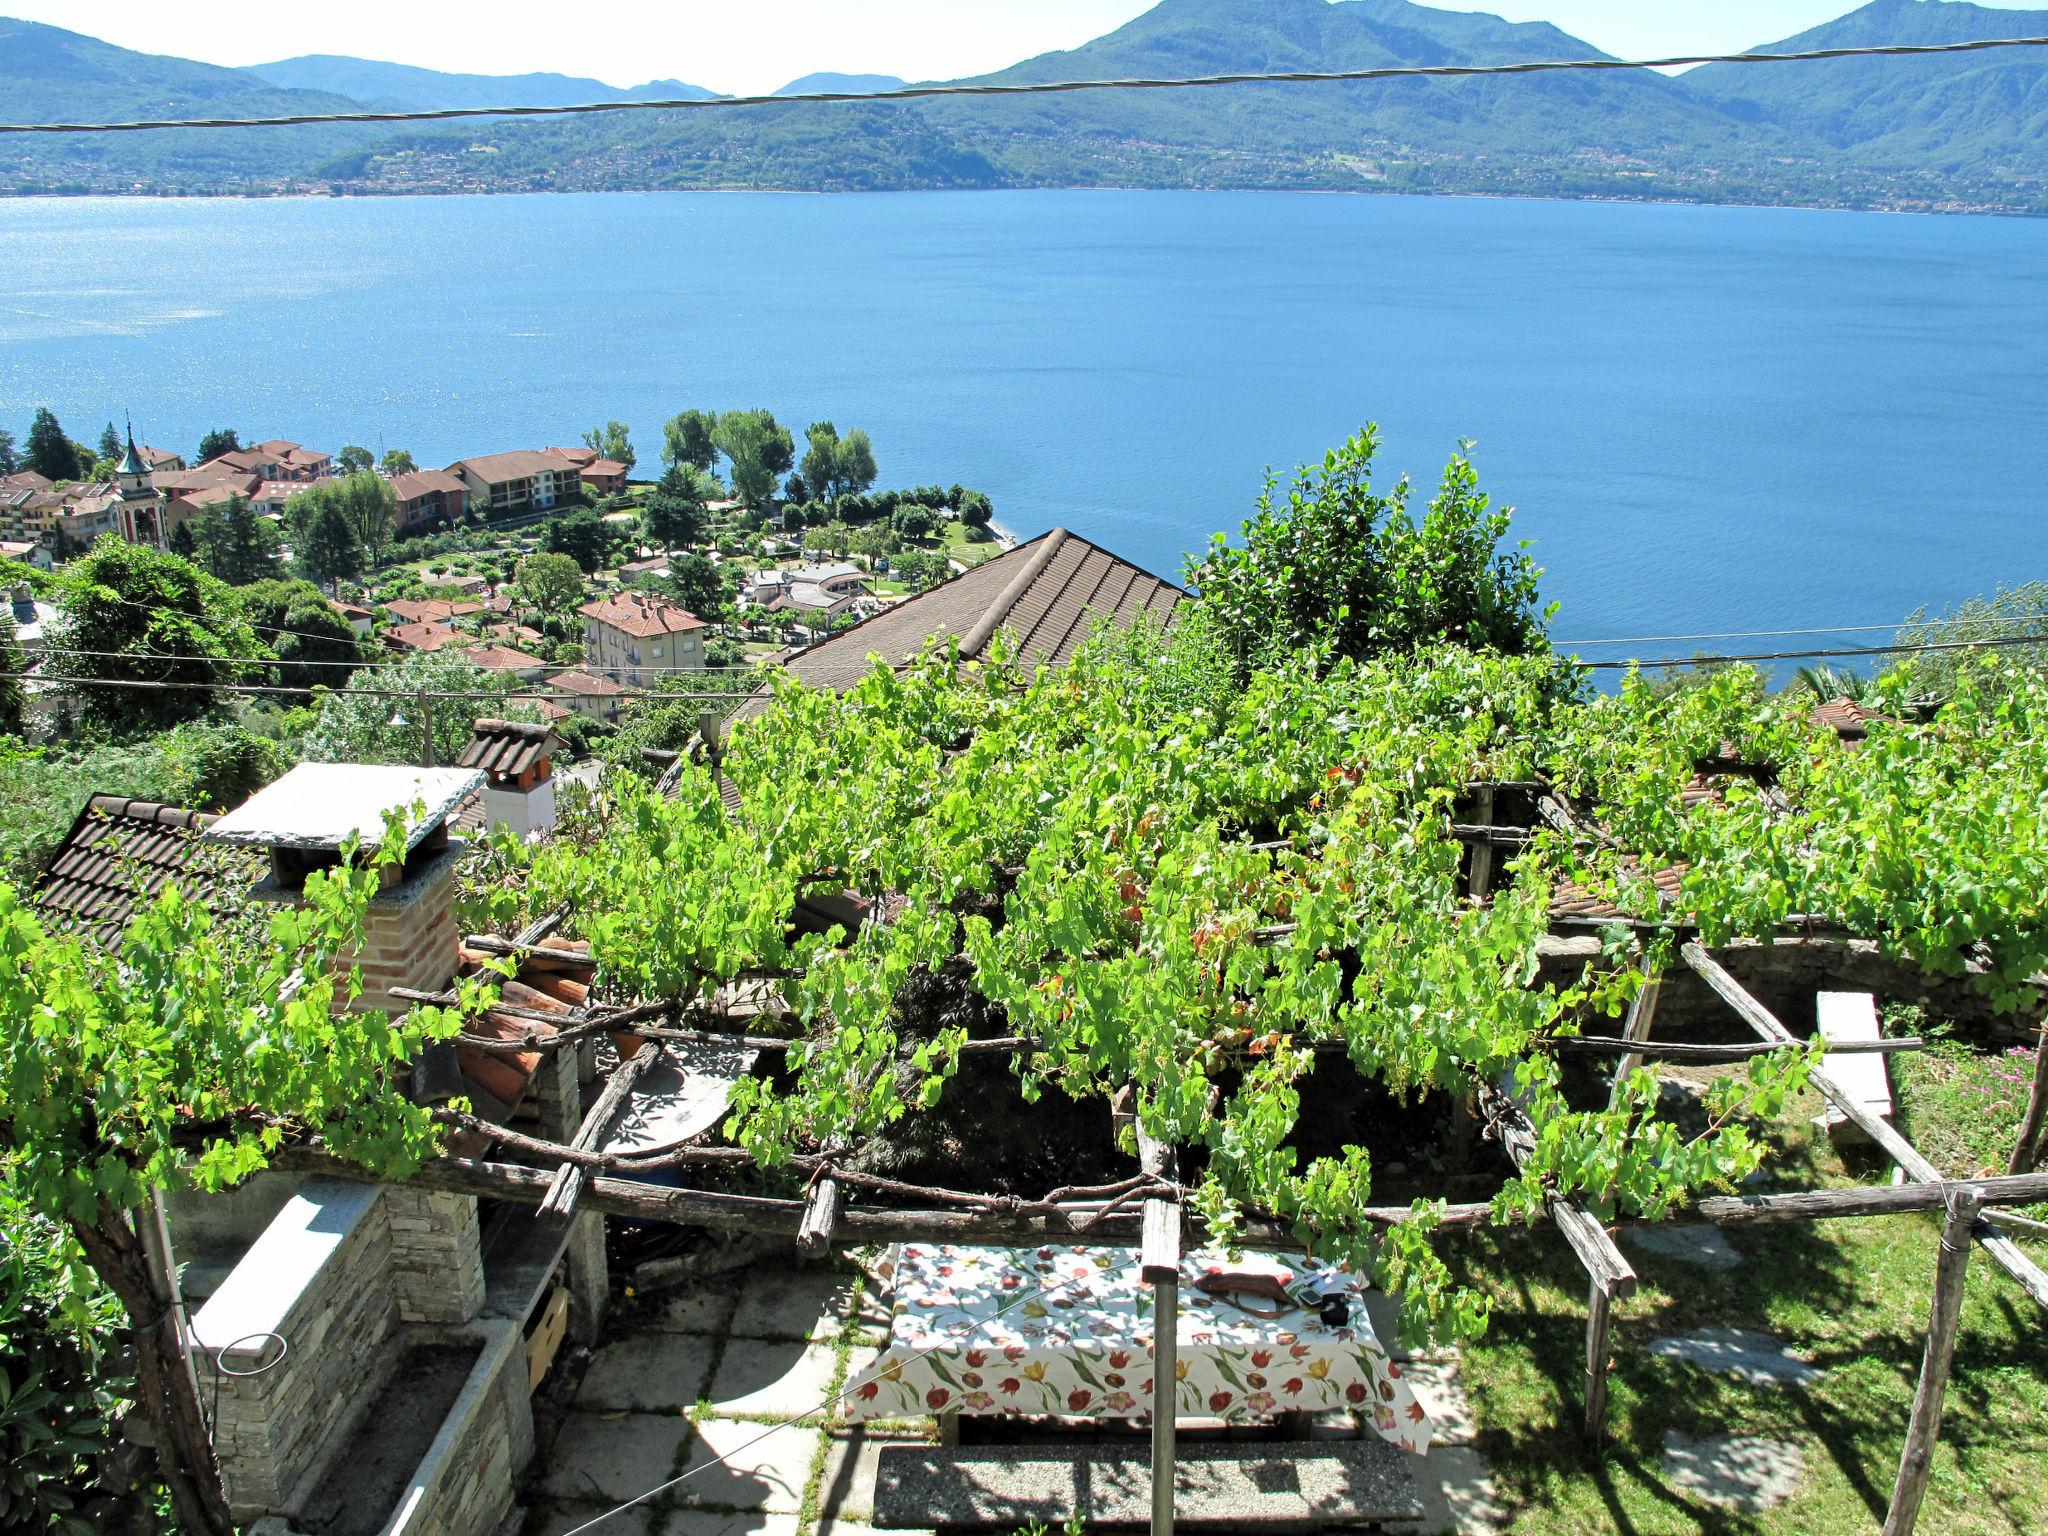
13;672;751;704
5;35;2047;135
40;645;777;673
1577;632;2048;671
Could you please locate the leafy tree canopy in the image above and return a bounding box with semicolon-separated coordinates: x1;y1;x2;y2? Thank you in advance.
379;448;417;475
235;578;362;696
583;420;635;471
800;422;880;507
194;427;240;465
515;551;587;616
712;409;794;512
0;426;17;475
541;508;611;574
301;649;534;767
658;551;726;625
662;409;718;473
192;495;284;587
1188;426;1549;684
53;539;261;732
25;407;83;483
296;502;366;591
643;464;714;551
336;443;374;474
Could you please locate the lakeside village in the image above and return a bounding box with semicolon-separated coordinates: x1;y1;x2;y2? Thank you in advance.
6;406;2048;1536
0;406;1012;827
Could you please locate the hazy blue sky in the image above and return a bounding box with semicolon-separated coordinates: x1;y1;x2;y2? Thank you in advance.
11;1;2039;95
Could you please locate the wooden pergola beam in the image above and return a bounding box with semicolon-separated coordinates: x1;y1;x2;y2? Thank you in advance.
1478;1081;1638;1301
1681;941;2048;1311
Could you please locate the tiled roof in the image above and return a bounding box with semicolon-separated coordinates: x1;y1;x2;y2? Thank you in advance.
138;446;182;469
463;643;546;673
31;796;261;943
155;467;260;495
388;469;466;501
582;459;629;477
1812;697;1886;742
1;471;53;494
743;528;1182;711
456;717;557;779
579;591;707;639
385;621;468;653
450;450;577;483
383;599;462;626
551;669;625;696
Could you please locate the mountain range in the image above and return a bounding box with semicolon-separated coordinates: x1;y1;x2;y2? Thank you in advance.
2;0;2044;212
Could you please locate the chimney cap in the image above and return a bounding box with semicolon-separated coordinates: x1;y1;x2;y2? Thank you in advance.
203;763;485;854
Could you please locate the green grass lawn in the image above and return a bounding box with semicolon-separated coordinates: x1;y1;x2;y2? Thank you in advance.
1449;1054;2048;1534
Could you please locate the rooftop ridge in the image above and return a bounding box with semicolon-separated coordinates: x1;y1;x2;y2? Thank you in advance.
959;527;1069;659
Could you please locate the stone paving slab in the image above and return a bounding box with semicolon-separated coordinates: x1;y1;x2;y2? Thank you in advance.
526;1498;658;1536
1661;1431;1805;1510
675;1418;822;1515
708;1340;842;1420
653;1510;800;1536
540;1412;693;1506
729;1267;860;1342
1649;1328;1823;1387
819;1430;929;1524
1623;1223;1743;1269
1406;1444;1508;1535
647;1284;741;1337
577;1331;721;1413
874;1440;1422;1529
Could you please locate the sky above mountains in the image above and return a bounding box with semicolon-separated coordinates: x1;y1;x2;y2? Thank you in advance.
8;0;2044;95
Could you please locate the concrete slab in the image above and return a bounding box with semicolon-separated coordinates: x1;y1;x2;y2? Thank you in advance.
707;1340;842;1421
729;1267;859;1342
204;763;482;852
526;1499;658;1536
675;1418;821;1515
539;1413;692;1506
577;1331;721;1413
819;1430;928;1525
647;1283;740;1337
1649;1328;1823;1387
1660;1431;1804;1511
816;1524;935;1536
1623;1223;1743;1270
873;1440;1422;1529
1816;991;1893;1143
1401;1359;1478;1447
652;1511;799;1536
1406;1444;1507;1535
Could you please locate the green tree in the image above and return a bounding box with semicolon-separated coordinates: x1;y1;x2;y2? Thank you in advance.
192;496;284;586
893;504;938;541
799;422;879;506
583;420;636;471
515;551;587;617
0;823;443;1535
959;489;994;529
53;538;260;731
643;464;711;550
334;471;396;560
0;425;17;474
837;429;878;501
194;427;240;464
168;518;199;559
711;409;794;513
97;422;121;463
25;407;83;482
542;508;609;573
1187;426;1549;684
301;650;528;765
237;578;363;696
379;448;417;475
298;502;366;591
336;443;374;474
662;409;718;472
659;551;726;625
0;604;23;734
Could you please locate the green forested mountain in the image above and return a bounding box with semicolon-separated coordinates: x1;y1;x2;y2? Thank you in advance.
2;0;2045;211
1680;0;2048;176
0;18;369;188
245;56;716;112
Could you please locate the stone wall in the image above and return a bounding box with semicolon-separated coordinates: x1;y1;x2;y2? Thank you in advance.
385;1186;486;1326
386;1321;534;1536
189;1178;398;1516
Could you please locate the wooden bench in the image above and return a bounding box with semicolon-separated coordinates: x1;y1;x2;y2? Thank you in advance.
1816;991;1894;1144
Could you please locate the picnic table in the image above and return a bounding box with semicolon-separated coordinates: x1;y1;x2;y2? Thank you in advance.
844;1242;1435;1454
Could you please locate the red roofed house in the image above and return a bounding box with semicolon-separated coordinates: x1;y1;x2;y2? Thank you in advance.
462;644;548;681
580;460;629;496
384;621;469;655
448;451;583;515
138;445;186;473
206;440;332;483
383;598;465;626
389;469;469;533
548;669;626;722
579;590;708;685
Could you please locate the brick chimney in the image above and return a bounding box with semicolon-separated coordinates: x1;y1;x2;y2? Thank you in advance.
455;718;560;840
204;763;485;1016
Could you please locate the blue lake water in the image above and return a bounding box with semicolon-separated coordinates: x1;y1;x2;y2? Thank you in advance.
2;190;2044;665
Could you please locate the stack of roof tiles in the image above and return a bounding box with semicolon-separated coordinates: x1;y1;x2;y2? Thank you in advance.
455;718;556;782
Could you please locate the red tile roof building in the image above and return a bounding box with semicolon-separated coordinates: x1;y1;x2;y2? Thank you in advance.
448;451;584;514
387;469;469;533
579;591;709;684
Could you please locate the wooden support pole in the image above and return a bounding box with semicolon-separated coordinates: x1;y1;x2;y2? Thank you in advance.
1467;786;1497;903
537;1043;660;1220
1681;942;2048;1311
1136;1126;1179;1536
1882;1186;1986;1536
2009;1024;2048;1175
1586;951;1661;1444
798;1177;841;1254
1480;1082;1638;1302
1609;959;1664;1099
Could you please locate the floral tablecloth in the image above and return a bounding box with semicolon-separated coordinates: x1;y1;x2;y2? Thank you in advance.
844;1243;1433;1453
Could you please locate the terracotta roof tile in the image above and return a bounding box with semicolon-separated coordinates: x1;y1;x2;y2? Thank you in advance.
30;796;261;944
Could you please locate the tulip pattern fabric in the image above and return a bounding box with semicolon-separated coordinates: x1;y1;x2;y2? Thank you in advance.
843;1243;1433;1454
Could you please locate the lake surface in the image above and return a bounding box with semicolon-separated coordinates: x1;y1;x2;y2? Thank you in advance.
3;190;2044;667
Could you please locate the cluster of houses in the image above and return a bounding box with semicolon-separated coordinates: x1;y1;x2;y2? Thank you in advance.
0;432;633;563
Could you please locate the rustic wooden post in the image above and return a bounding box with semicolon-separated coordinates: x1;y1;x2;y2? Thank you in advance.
1583;957;1659;1443
2009;1025;2048;1175
1467;785;1497;903
1882;1185;1985;1536
1138;1126;1179;1536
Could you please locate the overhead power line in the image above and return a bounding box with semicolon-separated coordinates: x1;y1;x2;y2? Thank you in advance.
1578;632;2048;671
1557;614;2048;649
3;34;2046;135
